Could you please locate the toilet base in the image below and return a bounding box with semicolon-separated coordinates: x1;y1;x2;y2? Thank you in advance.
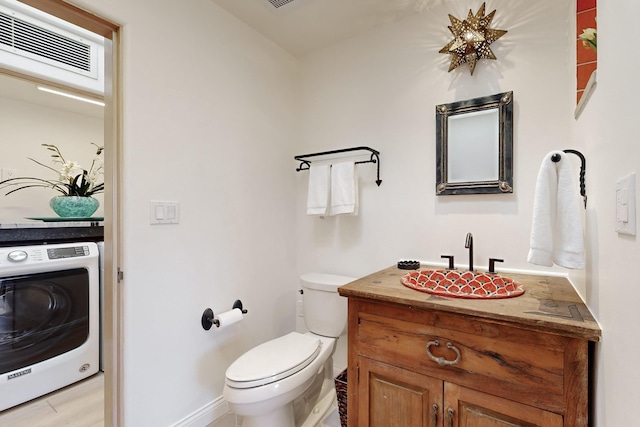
299;387;336;427
241;404;294;427
224;334;339;427
240;389;336;427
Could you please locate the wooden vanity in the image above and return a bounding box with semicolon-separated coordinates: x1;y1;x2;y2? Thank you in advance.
338;266;601;427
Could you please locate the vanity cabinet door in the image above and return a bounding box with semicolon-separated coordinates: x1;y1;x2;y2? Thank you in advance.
444;382;563;427
358;357;444;427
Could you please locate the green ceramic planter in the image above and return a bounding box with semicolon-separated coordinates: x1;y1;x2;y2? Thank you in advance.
49;196;99;218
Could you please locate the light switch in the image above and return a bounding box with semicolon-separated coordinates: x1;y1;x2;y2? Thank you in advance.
166;205;176;220
165;202;179;224
155;205;165;220
616;173;636;236
150;201;180;225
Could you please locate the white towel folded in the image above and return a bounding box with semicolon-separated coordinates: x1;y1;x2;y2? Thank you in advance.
329;161;358;216
527;151;585;269
306;164;331;216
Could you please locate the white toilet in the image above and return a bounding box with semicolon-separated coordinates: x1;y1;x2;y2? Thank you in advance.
223;273;354;427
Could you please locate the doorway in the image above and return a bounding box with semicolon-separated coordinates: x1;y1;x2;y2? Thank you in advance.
0;0;121;424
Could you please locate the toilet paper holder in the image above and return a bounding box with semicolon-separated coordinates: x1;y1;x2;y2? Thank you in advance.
201;300;248;331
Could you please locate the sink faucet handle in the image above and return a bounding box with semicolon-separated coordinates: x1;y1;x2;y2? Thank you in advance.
488;258;504;274
441;255;455;269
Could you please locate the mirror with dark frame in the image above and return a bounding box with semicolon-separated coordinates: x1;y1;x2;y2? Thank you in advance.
435;91;513;195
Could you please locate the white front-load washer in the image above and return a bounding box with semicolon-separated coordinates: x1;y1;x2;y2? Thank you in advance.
97;241;104;372
0;242;100;412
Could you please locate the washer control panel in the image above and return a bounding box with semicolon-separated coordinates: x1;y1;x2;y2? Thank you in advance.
0;243;95;269
47;245;91;259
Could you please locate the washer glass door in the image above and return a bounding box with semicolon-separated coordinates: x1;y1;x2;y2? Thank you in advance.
0;268;89;375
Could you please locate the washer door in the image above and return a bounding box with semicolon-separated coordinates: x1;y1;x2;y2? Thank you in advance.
0;268;89;375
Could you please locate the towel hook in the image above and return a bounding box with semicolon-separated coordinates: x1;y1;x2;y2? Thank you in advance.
551;149;587;208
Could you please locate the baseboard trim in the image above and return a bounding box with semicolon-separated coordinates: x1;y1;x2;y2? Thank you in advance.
170;396;230;427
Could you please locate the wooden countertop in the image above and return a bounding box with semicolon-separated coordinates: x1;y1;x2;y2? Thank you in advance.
338;265;601;342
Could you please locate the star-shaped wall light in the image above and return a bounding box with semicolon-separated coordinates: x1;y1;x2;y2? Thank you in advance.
439;2;507;75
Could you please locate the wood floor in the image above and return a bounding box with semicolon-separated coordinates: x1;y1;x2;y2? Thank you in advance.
0;373;104;427
0;373;342;427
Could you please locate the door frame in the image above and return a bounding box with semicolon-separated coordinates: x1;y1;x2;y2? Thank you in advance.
14;1;123;425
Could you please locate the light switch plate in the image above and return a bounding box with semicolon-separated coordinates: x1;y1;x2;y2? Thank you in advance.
150;201;180;225
616;173;636;236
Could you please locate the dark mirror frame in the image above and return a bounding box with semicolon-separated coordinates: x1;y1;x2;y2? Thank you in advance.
435;91;513;195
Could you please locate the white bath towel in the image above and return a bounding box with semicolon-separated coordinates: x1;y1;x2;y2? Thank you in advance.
306;163;331;216
527;151;585;269
329;161;358;216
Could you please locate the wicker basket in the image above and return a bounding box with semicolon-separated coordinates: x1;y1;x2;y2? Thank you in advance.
334;369;348;427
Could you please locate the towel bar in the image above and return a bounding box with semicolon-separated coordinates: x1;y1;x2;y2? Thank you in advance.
294;146;382;186
551;149;586;208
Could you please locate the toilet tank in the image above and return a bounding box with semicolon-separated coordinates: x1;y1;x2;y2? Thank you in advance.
300;273;355;337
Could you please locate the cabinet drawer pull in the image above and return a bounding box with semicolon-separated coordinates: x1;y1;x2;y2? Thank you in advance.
426;340;461;366
432;403;438;427
446;407;455;427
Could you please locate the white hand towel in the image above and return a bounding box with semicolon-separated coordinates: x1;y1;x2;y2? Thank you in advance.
306;164;331;216
329;161;358;216
527;151;585;269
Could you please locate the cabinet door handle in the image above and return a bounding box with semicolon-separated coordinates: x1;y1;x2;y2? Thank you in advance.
431;403;438;427
426;340;461;366
446;407;455;427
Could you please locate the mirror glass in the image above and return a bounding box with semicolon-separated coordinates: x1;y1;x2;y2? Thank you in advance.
436;91;513;195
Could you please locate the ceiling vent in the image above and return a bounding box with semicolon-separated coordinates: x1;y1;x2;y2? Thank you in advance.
0;1;103;95
265;0;296;8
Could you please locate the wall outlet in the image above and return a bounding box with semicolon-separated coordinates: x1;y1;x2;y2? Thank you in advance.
1;168;17;181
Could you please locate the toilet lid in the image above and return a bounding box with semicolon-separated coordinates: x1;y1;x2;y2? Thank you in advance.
226;332;321;389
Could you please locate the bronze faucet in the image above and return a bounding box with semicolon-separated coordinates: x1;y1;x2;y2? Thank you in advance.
464;233;473;272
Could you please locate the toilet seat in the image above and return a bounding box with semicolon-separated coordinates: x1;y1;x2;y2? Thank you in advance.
226;332;321;389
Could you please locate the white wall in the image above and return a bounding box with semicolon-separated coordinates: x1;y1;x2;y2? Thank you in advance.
0;97;104;221
296;1;576;278
71;0;299;425
575;1;640;425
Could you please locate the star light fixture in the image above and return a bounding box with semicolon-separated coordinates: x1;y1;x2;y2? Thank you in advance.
439;2;507;76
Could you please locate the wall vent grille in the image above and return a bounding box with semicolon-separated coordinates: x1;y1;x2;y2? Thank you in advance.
266;0;296;8
0;11;91;74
